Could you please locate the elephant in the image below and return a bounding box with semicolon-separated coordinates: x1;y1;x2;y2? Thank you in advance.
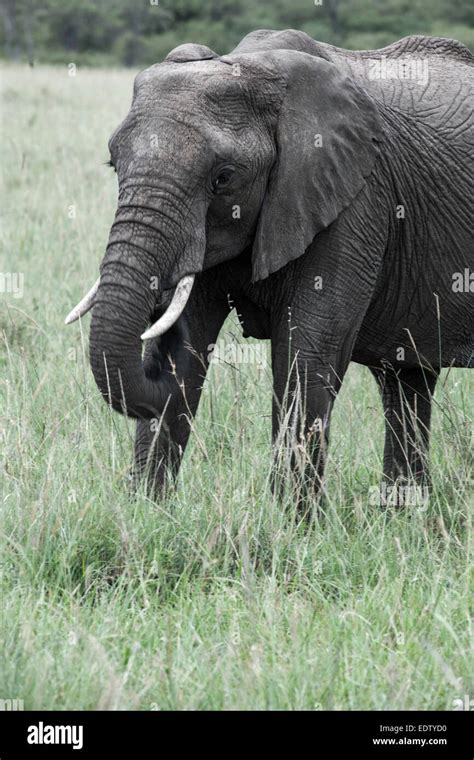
65;30;473;507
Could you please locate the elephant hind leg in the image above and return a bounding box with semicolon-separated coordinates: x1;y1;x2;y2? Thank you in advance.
370;364;438;496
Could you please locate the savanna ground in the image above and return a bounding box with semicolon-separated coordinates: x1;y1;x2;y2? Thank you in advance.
0;64;472;710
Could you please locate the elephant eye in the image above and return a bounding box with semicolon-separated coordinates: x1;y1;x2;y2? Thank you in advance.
212;167;235;192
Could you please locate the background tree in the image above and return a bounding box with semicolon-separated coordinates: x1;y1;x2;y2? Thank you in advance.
0;0;472;67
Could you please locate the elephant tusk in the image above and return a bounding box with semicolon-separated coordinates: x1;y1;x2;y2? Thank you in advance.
64;278;100;324
141;274;195;340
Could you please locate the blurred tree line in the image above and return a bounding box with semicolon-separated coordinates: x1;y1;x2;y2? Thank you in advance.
1;0;473;67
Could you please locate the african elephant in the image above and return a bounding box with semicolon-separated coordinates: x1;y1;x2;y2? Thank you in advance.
66;30;473;506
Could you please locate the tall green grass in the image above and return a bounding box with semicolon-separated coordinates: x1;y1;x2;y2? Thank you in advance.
1;65;472;710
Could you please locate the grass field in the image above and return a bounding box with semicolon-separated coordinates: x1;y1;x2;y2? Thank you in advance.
1;64;473;710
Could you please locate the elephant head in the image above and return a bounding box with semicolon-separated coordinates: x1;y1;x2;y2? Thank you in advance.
65;33;382;419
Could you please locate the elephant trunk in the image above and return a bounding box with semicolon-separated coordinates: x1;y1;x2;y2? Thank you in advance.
89;200;205;418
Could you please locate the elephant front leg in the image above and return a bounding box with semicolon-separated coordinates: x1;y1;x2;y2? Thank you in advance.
131;284;229;499
268;206;386;513
271;344;341;513
133;405;190;496
370;365;438;505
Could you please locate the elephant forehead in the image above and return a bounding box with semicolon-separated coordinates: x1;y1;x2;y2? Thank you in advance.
108;60;280;165
136;62;236;99
109;115;212;175
133;60;271;116
110;110;242;175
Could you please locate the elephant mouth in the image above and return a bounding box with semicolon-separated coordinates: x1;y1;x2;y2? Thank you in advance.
65;273;196;342
140;274;195;341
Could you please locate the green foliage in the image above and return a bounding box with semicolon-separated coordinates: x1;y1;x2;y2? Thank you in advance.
0;0;472;67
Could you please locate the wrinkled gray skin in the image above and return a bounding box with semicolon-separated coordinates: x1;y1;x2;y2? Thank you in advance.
87;30;473;505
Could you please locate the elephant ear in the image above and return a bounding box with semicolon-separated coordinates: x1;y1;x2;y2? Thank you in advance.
248;50;383;281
